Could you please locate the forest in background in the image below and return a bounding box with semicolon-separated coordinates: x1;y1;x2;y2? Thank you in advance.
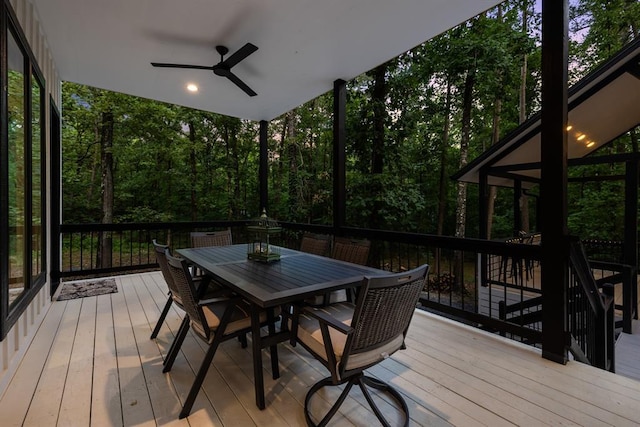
62;0;640;241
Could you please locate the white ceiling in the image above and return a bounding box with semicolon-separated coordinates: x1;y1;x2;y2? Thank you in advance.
31;0;502;121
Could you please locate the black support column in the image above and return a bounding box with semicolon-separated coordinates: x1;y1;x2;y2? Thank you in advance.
259;120;268;213
623;159;638;331
333;79;346;234
540;0;569;364
624;160;638;269
479;170;489;287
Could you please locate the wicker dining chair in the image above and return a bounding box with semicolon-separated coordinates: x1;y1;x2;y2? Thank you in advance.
291;264;429;427
299;233;331;257
149;240;229;340
321;237;371;304
190;228;233;247
164;250;279;419
189;228;233;276
332;236;371;265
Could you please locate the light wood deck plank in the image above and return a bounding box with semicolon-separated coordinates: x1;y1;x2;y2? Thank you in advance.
138;272;224;426
410;312;640;426
90;293;122;427
57;297;97;426
398;336;609;426
615;320;640;382
21;299;79;427
2;271;640;427
111;276;156;427
2;300;69;427
120;274;190;427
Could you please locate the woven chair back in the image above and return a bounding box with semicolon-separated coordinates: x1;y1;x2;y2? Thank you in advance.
190;228;233;248
165;251;211;341
152;240;181;298
299;233;331;257
348;264;428;355
331;237;371;266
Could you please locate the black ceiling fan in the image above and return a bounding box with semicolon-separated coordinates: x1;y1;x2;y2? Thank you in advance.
151;43;258;97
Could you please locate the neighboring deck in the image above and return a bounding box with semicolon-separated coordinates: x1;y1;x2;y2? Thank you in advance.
1;271;640;426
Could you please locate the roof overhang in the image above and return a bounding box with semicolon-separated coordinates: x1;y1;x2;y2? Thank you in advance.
453;38;640;188
31;0;503;121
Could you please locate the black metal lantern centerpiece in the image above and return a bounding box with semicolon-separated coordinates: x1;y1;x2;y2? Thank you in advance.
247;209;282;263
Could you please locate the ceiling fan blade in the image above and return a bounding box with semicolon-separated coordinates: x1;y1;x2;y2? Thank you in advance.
225;71;257;97
222;43;258;69
151;62;214;70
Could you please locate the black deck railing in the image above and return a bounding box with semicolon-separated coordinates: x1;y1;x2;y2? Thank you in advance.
59;221;250;277
58;221;624;370
568;237;616;371
58;221;544;343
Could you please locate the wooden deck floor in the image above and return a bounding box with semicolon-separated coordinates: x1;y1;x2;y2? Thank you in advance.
1;271;640;426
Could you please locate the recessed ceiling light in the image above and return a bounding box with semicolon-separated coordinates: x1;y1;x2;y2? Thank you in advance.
586;141;595;148
577;134;586;141
186;83;198;92
566;125;573;131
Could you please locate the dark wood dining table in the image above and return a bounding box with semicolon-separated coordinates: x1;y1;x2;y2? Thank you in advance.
176;244;382;409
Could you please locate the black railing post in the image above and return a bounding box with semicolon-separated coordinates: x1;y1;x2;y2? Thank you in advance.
540;0;569;364
623;159;638;328
622;265;633;333
479;170;489;287
333;79;346;236
601;283;615;372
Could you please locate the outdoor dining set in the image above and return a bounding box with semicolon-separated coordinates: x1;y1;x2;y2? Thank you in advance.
151;227;429;426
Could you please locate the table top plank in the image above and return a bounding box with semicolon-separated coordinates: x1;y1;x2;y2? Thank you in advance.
177;245;382;307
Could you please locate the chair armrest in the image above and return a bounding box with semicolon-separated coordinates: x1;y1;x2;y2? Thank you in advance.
301;306;353;335
198;296;232;305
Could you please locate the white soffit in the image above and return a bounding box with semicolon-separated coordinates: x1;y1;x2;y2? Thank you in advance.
492;73;640;175
30;0;502;121
453;38;640;188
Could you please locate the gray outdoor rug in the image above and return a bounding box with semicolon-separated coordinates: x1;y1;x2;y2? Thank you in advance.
56;278;118;301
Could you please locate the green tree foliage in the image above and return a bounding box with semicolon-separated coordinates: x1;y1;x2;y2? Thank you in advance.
62;82;261;223
61;0;638;245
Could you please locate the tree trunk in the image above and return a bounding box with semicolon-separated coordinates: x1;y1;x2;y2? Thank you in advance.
486;5;503;240
188;122;198;221
285;111;299;218
99;110;114;269
231;130;241;218
455;61;476;239
223;125;233;219
453;44;476;290
436;80;452;236
486;98;501;239
369;62;387;230
271;116;288;213
88;124;99;201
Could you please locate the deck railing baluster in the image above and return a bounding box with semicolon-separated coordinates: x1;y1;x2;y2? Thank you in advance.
56;220;615;371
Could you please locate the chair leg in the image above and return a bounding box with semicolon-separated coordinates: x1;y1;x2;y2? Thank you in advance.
238;333;247;348
304;374;409;427
179;333;225;419
360;375;409;427
304;376;355;427
179;303;237;419
163;317;189;373
150;295;173;339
